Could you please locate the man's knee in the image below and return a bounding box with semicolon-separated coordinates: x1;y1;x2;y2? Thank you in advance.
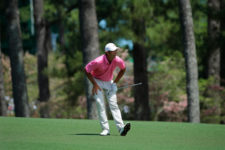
109;101;119;110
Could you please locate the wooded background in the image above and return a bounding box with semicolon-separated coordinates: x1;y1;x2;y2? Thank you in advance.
0;0;224;124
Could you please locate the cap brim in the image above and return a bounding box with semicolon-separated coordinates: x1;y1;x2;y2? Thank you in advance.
105;47;118;52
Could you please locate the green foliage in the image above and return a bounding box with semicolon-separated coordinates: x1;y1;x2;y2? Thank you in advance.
146;16;180;55
150;52;186;101
2;49;86;118
19;3;36;53
44;0;58;22
129;0;152;19
97;0;182;56
23;53;38;103
2;55;12;97
31;0;84;118
19;5;30;22
40;51;85;118
191;0;208;77
2;53;39;103
48;50;84;102
48;52;67;78
149;51;187;121
199;77;225;124
44;0;78;23
64;69;85;106
1;0;224;123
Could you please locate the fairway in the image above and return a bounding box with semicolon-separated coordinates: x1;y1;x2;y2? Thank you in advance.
0;117;225;150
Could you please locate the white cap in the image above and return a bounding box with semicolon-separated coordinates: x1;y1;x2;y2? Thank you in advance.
105;43;118;52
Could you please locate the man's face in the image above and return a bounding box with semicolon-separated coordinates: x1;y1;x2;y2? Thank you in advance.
106;50;117;60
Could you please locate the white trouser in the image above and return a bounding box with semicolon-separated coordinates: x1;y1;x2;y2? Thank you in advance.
93;78;124;132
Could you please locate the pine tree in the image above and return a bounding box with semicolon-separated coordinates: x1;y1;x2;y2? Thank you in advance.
207;0;221;85
178;0;200;123
79;0;99;119
33;0;51;118
6;0;29;117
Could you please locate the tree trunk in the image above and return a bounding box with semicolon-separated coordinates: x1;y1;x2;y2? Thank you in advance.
220;0;225;86
33;0;50;118
6;0;30;117
59;21;65;51
0;40;7;116
133;43;150;120
79;0;99;119
207;0;221;85
179;0;200;123
132;14;150;120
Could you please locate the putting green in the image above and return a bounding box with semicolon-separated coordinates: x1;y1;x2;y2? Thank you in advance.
0;117;225;150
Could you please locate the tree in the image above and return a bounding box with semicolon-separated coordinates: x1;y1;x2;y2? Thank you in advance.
0;36;7;116
207;0;221;85
132;16;150;120
79;0;99;119
130;0;151;120
178;0;200;123
220;0;225;86
6;0;29;117
132;43;150;120
33;0;50;117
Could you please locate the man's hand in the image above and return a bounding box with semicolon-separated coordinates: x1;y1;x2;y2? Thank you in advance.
92;83;102;95
84;68;102;95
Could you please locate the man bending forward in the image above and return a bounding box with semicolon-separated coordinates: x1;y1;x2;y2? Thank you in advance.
84;43;131;136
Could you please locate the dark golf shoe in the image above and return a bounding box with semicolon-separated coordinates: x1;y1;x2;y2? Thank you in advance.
120;123;131;136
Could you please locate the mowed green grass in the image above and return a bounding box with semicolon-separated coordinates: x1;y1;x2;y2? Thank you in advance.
0;117;225;150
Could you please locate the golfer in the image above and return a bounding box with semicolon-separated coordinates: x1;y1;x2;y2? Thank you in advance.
84;43;131;136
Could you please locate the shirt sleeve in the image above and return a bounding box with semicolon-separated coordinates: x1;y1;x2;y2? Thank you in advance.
116;57;126;69
85;61;98;73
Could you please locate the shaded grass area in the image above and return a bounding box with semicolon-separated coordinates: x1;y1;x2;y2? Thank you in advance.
0;117;225;150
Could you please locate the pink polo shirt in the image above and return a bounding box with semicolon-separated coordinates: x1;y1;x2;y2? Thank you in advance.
85;54;125;81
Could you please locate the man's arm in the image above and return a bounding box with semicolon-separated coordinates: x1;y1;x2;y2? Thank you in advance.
113;68;126;84
84;68;102;95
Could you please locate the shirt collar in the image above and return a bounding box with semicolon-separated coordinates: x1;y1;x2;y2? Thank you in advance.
103;54;110;65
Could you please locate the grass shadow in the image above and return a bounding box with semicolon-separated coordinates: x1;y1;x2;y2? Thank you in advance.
74;133;99;136
69;133;118;136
